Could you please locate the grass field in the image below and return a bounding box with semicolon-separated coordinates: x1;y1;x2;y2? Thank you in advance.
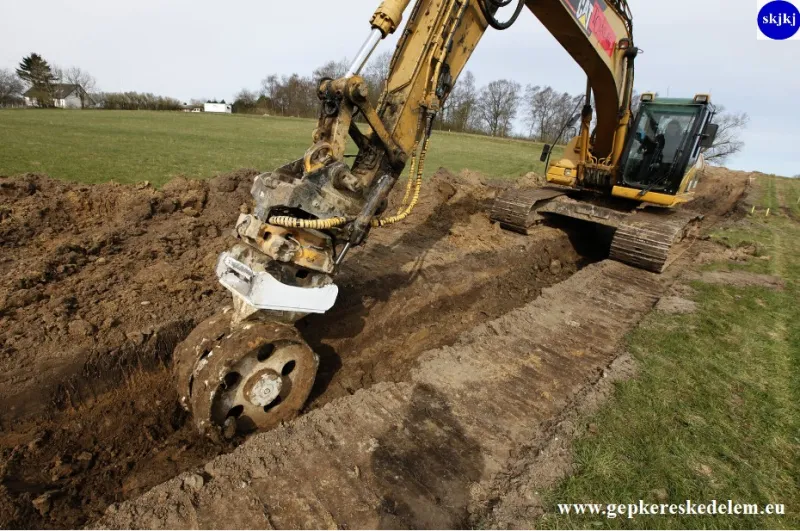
0;109;560;186
539;174;800;529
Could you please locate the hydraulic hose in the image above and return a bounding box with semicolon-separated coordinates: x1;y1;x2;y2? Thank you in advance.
267;216;350;229
479;0;526;30
371;135;430;227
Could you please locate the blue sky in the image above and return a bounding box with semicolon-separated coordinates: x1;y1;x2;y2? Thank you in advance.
1;0;797;176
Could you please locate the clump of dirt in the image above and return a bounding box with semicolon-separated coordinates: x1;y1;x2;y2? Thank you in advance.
695;241;765;266
0;168;589;528
516;171;547;188
688;166;753;219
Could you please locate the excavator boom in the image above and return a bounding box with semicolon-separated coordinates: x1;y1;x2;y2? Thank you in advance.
174;0;718;439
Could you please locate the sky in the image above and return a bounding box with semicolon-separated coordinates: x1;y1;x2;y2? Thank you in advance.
1;0;797;176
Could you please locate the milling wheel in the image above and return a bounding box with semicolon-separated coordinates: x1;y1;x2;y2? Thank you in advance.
173;310;319;439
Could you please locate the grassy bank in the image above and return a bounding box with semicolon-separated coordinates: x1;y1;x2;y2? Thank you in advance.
539;174;800;529
0;109;560;186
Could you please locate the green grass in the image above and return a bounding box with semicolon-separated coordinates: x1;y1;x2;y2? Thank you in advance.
0;109;560;186
538;175;800;529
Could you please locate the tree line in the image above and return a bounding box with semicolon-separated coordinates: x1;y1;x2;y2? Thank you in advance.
94;92;183;111
0;53;184;111
229;54;583;143
1;52;749;164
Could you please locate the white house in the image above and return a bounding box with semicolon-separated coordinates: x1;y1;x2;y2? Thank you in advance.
204;102;232;114
24;84;92;109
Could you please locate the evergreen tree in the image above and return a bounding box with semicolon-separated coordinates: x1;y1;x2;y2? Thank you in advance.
16;53;57;107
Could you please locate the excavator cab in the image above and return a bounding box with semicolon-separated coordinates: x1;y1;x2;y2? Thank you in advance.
615;94;717;203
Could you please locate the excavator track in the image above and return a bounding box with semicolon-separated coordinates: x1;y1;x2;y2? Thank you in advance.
609;211;703;273
492;187;702;274
490;187;567;234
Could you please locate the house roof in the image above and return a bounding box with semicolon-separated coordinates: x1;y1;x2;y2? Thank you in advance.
23;83;83;99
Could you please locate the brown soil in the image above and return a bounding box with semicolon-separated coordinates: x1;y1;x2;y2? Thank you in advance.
91;260;672;530
0;165;750;529
0;171;258;528
0;168;591;528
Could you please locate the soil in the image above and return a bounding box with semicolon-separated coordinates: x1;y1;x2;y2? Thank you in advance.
92;260;671;530
0;165;751;529
0;168;590;528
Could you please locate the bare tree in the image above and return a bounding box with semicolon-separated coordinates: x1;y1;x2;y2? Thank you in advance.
522;85;582;143
63;66;97;108
313;58;349;81
234;88;258;106
705;106;749;165
522;85;545;138
232;88;261;113
259;73;317;116
51;65;64;84
441;70;478;132
362;50;393;106
0;69;25;106
476;79;520;137
259;74;280;106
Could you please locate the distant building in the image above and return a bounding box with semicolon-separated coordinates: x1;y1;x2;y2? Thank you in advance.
23;84;93;109
204;102;232;114
181;103;203;113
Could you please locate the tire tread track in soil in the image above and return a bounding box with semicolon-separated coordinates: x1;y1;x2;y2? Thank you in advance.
0;166;748;528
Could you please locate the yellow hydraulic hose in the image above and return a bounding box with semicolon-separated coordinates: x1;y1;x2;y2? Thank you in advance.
269;125;432;231
267;216;349;229
396;141;419;213
371;135;430;227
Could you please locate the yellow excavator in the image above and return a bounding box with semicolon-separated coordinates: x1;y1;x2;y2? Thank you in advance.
173;0;719;439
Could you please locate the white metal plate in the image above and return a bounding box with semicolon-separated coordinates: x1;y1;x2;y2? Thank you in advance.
216;252;338;314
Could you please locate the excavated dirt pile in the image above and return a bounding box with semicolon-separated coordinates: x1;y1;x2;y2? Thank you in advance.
0;168;590;528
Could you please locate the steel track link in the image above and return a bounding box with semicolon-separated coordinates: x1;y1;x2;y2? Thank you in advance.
610;211;703;273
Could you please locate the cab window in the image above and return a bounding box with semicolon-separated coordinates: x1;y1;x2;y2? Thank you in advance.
621;103;702;193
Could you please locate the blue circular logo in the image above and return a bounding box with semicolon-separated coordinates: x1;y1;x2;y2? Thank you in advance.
758;1;800;40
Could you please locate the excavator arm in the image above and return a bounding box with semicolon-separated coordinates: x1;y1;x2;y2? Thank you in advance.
281;0;638;261
175;0;716;440
322;0;636;201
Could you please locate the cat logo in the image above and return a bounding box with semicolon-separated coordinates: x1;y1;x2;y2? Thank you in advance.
565;0;617;57
575;0;594;28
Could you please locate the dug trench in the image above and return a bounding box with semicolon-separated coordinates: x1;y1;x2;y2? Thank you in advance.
93;168;751;530
0;167;611;528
